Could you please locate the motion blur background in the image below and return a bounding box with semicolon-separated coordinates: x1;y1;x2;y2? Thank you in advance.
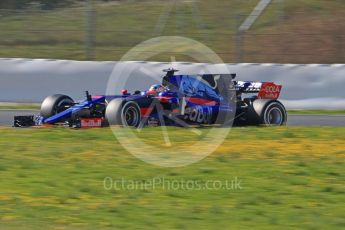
1;2;345;229
0;0;344;63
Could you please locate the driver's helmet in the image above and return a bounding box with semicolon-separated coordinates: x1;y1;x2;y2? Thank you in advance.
148;84;165;94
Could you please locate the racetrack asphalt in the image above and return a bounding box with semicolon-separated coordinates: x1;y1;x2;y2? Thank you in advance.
2;110;345;127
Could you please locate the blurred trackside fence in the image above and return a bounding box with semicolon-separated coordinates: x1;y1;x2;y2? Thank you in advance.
0;0;344;63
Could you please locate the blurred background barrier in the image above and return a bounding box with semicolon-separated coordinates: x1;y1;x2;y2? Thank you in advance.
1;1;344;109
0;0;344;64
0;58;344;109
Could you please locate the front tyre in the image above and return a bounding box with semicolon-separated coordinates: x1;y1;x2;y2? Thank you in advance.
40;94;74;119
106;99;141;127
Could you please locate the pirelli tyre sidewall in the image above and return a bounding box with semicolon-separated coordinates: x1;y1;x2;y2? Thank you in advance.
248;99;287;126
40;94;74;119
106;98;141;127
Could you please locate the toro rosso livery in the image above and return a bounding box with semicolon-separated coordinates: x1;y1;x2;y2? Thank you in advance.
14;69;287;128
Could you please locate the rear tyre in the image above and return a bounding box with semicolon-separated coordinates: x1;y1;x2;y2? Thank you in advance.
106;98;141;127
247;99;287;126
262;101;287;125
40;94;74;119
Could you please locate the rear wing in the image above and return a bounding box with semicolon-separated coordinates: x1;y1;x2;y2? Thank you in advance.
236;81;282;100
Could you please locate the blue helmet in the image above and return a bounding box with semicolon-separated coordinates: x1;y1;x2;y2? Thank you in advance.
149;84;164;93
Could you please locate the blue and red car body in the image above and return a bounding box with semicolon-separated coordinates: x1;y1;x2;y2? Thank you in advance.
14;70;286;127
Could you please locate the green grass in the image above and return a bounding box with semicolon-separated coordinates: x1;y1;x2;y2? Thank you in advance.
0;0;257;61
288;110;345;115
0;126;344;229
0;103;40;110
0;0;344;62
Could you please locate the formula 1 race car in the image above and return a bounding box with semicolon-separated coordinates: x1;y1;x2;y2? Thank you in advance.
14;69;287;128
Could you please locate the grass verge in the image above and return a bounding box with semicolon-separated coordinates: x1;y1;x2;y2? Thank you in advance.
0;0;344;63
0;126;344;229
288;110;345;115
0;103;40;110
